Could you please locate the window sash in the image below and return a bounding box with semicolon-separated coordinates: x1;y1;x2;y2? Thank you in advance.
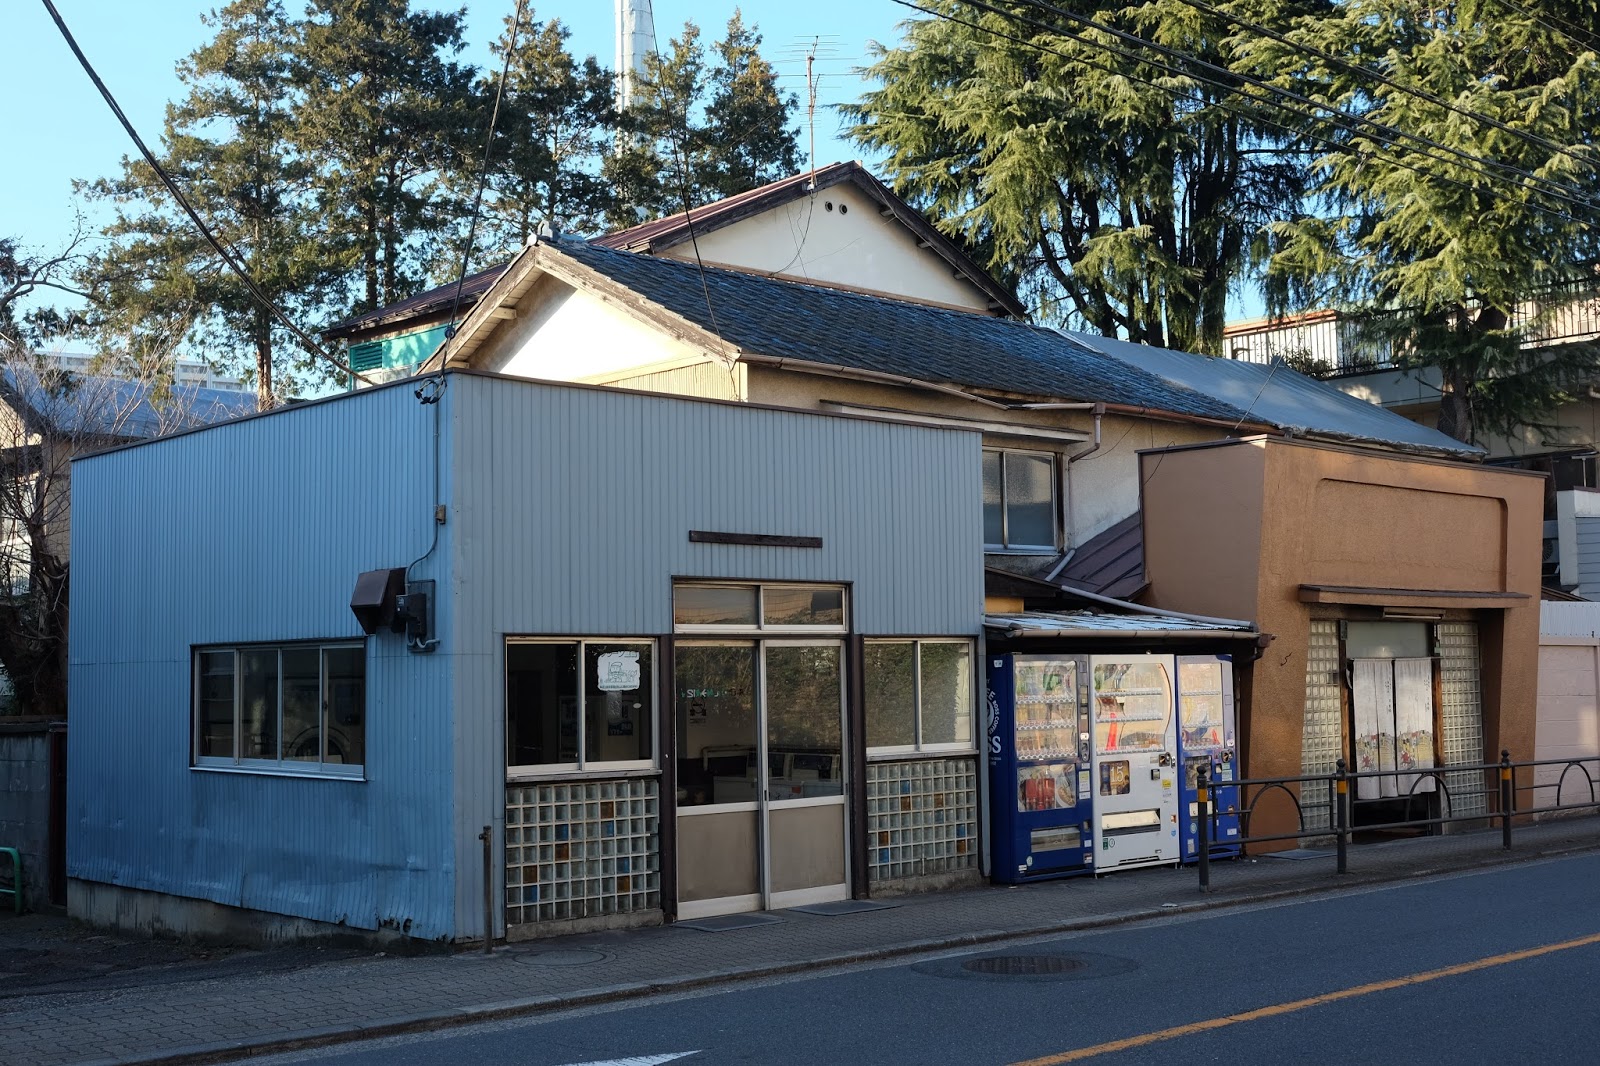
864;638;977;755
505;638;657;776
192;642;365;777
983;448;1058;551
674;583;849;634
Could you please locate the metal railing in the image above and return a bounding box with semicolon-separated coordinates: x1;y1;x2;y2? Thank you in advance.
1193;751;1600;891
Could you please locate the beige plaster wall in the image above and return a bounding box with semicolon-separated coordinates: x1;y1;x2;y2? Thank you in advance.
662;184;994;313
746;365;1223;547
1141;438;1543;832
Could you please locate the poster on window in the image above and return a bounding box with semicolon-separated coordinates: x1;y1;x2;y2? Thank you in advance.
596;650;641;691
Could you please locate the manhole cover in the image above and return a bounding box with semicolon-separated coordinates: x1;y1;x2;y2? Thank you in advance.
963;956;1087;976
514;948;608;967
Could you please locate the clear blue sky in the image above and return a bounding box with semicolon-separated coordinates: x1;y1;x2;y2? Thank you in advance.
4;0;908;268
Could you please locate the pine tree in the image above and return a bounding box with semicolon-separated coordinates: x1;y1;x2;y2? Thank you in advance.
847;1;1306;350
605;13;801;224
79;0;336;406
291;0;476;313
465;12;615;256
1237;0;1600;445
703;11;800;200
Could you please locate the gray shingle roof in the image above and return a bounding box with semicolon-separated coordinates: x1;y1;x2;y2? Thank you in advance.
555;240;1245;422
551;240;1479;457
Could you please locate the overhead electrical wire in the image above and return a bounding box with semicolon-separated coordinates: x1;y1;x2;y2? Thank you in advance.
441;0;528;350
1159;0;1599;172
889;0;1600;222
40;0;372;390
999;0;1600;213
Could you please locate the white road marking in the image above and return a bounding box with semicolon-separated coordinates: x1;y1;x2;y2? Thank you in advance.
553;1053;700;1066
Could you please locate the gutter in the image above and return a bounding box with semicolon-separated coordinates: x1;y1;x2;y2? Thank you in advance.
992;623;1260;641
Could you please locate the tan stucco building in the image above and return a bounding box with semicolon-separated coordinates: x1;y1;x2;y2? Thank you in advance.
1140;436;1543;838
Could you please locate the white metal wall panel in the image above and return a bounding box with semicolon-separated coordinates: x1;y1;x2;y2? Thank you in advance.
1436;622;1487;817
1301;620;1343;829
68;382;461;939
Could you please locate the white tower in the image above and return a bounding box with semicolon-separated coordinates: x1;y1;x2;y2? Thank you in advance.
615;0;656;114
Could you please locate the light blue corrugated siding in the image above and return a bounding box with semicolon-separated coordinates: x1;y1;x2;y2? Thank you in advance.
70;373;982;942
68;382;460;940
448;374;984;935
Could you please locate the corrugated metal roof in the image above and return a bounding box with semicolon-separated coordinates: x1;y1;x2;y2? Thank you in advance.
1059;513;1145;599
984;611;1257;638
1;366;255;440
1066;331;1482;458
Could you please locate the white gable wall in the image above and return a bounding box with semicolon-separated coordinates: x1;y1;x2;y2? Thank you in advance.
477;276;725;393
660;184;993;314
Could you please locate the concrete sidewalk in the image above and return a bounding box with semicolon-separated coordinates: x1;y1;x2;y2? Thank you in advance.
10;818;1600;1066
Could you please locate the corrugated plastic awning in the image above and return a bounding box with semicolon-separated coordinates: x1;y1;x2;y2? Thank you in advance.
984;611;1259;641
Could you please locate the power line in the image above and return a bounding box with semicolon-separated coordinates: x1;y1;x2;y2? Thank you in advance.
1161;0;1598;174
890;0;1596;225
40;0;371;392
966;0;1600;216
1002;0;1600;214
884;0;1591;231
442;0;528;347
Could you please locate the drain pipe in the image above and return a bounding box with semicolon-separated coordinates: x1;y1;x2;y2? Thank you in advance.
1044;404;1105;581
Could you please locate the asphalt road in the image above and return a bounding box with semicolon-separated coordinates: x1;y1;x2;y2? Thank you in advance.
259;852;1600;1066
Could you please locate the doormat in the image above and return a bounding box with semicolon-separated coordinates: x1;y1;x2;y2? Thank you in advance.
786;900;901;916
1262;848;1336;861
674;913;786;932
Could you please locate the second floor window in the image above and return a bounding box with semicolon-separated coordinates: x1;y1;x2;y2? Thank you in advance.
983;448;1057;551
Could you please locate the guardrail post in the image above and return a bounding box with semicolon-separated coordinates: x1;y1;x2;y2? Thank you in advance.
1334;758;1349;875
1500;750;1513;851
1197;764;1210;893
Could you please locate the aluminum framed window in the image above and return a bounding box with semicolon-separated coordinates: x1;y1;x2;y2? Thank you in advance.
505;638;657;778
191;641;366;778
983;448;1058;552
673;583;848;635
864;639;977;756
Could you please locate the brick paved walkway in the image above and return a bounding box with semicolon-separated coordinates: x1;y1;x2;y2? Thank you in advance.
9;818;1600;1066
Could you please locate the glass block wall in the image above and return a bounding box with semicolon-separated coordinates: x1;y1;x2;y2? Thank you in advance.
867;757;978;882
505;778;660;927
1301;621;1343;831
1436;622;1488;818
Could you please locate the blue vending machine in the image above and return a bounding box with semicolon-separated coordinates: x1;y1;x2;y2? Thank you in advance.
986;653;1095;882
1175;654;1241;860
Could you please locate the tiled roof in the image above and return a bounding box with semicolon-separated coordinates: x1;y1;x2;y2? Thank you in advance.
554;240;1247;422
1;366;255;440
324;263;509;338
547;239;1480;457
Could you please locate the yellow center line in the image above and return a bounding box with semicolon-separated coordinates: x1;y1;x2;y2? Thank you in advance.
1010;930;1600;1066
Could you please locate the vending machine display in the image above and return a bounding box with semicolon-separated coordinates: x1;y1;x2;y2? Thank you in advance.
1176;655;1240;860
1089;655;1179;870
986;654;1094;882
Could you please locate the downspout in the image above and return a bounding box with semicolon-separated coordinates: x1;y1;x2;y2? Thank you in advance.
1045;403;1105;582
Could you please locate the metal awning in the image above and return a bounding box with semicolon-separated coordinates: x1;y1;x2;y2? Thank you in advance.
984;611;1260;641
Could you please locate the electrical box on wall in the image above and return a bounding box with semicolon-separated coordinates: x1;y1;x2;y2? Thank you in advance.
395;580;436;653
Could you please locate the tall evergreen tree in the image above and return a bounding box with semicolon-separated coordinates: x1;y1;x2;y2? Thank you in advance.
291;0;475;313
606;13;801;224
465;12;615;255
703;11;800;200
847;1;1306;351
79;0;334;405
1236;0;1600;445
